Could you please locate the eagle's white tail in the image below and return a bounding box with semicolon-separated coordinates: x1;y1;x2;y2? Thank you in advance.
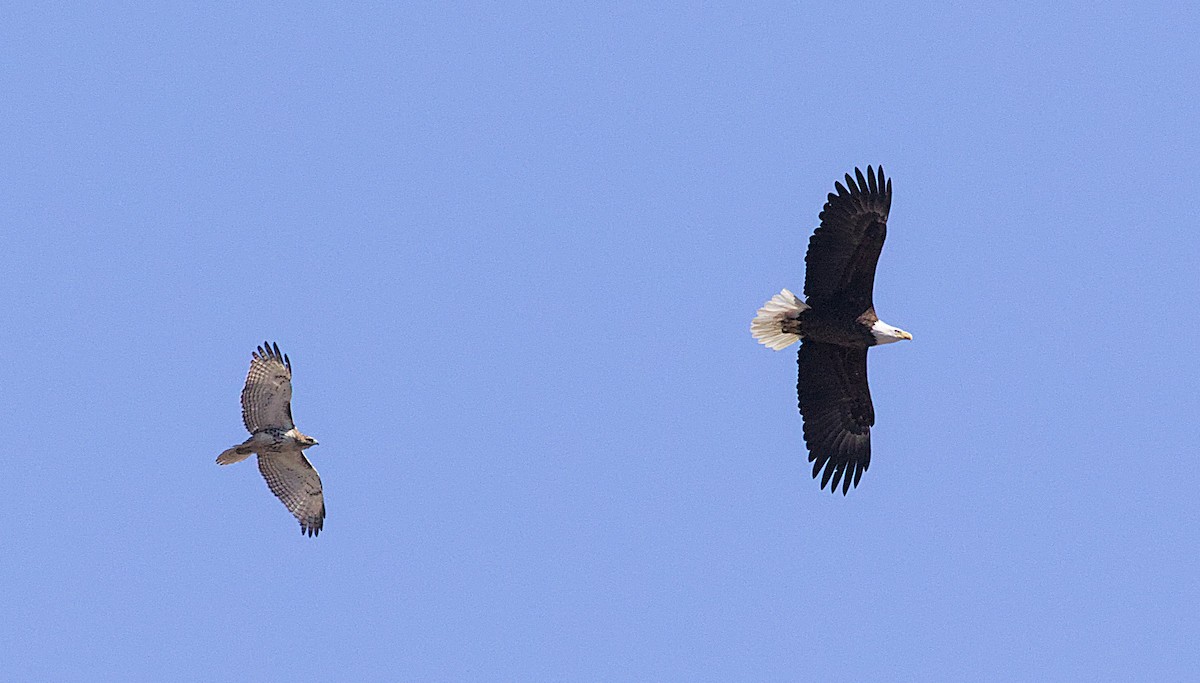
751;288;808;350
216;443;254;466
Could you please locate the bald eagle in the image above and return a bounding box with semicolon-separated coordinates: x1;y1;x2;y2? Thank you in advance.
751;166;911;494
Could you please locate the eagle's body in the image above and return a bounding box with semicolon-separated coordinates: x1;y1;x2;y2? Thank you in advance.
781;307;877;348
751;166;911;494
217;342;326;536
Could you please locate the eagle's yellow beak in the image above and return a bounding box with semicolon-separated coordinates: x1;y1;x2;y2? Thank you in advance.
900;331;913;340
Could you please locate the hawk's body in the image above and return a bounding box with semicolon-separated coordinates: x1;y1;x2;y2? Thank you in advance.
217;342;325;537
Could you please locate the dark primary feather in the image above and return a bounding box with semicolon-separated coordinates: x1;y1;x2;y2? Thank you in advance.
803;165;891;312
797;341;874;494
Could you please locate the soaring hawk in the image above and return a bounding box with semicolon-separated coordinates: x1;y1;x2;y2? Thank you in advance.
216;341;326;536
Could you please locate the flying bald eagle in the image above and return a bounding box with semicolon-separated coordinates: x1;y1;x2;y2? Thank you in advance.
751;166;911;494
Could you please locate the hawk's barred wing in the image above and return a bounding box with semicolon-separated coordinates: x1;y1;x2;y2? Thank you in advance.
258;450;325;537
242;341;294;433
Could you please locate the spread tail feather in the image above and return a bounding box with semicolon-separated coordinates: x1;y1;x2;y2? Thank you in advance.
217;443;254;466
751;288;808;350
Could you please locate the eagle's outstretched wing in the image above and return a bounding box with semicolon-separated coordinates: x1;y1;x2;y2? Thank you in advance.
258;450;325;537
797;340;874;495
242;341;294;433
803;165;891;313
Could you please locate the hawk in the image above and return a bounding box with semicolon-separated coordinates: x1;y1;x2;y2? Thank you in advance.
217;341;326;536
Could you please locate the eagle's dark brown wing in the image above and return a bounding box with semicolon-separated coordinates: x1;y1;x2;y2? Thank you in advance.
803;166;891;313
797;341;874;494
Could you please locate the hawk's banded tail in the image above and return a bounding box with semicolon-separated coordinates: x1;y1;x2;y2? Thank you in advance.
216;442;254;466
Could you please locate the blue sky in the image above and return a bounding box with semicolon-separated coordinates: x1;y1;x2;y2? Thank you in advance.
3;2;1198;680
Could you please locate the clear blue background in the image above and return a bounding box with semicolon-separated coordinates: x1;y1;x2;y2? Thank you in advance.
3;2;1198;680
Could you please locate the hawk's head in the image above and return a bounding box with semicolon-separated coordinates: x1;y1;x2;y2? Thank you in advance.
297;432;319;449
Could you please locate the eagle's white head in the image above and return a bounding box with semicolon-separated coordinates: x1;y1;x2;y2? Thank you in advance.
870;320;913;345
